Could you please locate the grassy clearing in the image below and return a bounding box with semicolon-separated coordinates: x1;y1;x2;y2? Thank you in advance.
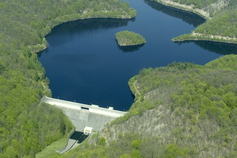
36;132;72;158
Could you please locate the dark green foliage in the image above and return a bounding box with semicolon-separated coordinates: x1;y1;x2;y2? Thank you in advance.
57;132;200;158
153;0;237;43
164;144;187;158
0;103;73;158
127;55;237;155
167;62;199;70
83;55;237;158
169;0;237;12
97;137;106;146
115;30;146;46
0;0;136;157
173;10;237;43
206;54;237;69
41;55;237;157
2;0;237;157
131;55;237;117
195;10;237;37
172;0;217;8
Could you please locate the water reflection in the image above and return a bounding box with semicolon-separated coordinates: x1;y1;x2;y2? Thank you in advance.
39;0;231;110
144;0;205;27
146;0;237;55
175;41;237;55
117;43;145;53
193;41;237;55
47;18;135;47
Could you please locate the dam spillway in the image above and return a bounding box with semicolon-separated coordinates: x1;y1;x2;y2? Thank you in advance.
41;96;127;132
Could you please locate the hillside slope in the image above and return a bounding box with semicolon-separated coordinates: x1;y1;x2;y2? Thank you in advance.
101;56;237;158
149;0;237;44
58;55;237;158
48;1;237;157
0;0;135;157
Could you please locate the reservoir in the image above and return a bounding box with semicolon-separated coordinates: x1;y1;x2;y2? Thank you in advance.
38;0;237;111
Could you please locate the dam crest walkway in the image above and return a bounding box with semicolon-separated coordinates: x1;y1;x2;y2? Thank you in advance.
41;96;127;131
41;96;127;154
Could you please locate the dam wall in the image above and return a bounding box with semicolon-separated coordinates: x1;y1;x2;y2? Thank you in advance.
41;96;126;132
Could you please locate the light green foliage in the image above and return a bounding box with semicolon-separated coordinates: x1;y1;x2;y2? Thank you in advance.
56;133;144;158
157;0;237;43
115;30;146;46
2;0;237;157
57;132;199;158
32;55;237;158
173;10;237;43
206;55;237;69
0;0;136;157
164;144;187;158
172;0;217;8
167;0;237;14
52;55;237;158
131;140;140;149
130;55;237;125
97;137;106;146
195;10;237;37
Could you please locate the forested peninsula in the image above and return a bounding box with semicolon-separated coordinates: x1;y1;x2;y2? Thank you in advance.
54;55;237;158
51;1;237;157
149;0;237;44
2;0;237;157
0;0;135;157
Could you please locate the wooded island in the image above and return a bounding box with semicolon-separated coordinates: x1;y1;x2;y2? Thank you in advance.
1;0;237;157
0;0;136;157
115;30;146;46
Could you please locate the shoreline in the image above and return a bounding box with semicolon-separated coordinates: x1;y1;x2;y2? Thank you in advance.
172;32;237;44
149;0;237;45
32;14;136;54
149;0;211;20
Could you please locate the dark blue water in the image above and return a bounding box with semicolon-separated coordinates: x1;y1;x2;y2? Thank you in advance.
39;0;236;111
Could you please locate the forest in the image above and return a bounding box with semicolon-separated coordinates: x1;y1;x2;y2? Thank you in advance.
151;0;237;43
36;31;237;158
2;0;237;157
115;31;146;46
0;0;135;157
47;55;237;158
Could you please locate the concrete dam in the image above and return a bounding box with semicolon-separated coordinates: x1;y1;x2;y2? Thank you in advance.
41;96;127;132
41;96;127;153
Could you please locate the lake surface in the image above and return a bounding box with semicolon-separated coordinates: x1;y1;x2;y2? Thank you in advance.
38;0;236;111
